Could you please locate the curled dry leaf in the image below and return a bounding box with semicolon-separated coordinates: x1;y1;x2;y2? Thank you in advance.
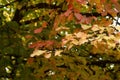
30;49;47;57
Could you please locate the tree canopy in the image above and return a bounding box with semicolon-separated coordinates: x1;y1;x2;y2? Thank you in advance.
0;0;120;80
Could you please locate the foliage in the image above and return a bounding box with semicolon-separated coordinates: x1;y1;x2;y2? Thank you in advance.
0;0;120;80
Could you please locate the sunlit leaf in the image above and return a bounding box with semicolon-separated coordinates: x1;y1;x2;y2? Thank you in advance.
81;24;92;30
44;53;51;58
30;49;47;57
54;50;63;56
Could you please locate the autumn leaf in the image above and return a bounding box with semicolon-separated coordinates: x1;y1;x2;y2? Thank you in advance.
42;21;48;28
34;27;43;34
54;50;63;56
64;9;72;17
77;0;87;4
68;3;73;9
53;16;59;30
81;24;92;30
91;40;108;54
30;49;47;57
45;40;54;49
74;31;86;38
74;13;83;21
71;39;79;45
44;53;51;58
29;41;44;49
67;13;74;21
111;0;118;3
55;26;69;31
91;25;99;31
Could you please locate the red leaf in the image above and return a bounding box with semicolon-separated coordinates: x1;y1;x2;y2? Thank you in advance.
29;40;55;49
64;9;72;17
68;4;73;9
34;27;43;34
74;13;83;20
29;41;45;49
45;40;54;48
67;13;73;21
77;0;87;4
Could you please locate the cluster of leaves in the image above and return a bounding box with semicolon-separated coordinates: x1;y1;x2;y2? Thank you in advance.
0;0;120;80
62;25;120;59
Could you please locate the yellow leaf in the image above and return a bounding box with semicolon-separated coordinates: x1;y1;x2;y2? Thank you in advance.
74;31;87;39
30;49;47;57
71;39;79;45
54;50;63;56
44;53;51;58
81;24;92;30
91;25;99;31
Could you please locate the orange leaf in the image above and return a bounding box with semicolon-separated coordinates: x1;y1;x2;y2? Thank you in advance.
42;21;48;28
67;13;73;21
68;4;73;9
